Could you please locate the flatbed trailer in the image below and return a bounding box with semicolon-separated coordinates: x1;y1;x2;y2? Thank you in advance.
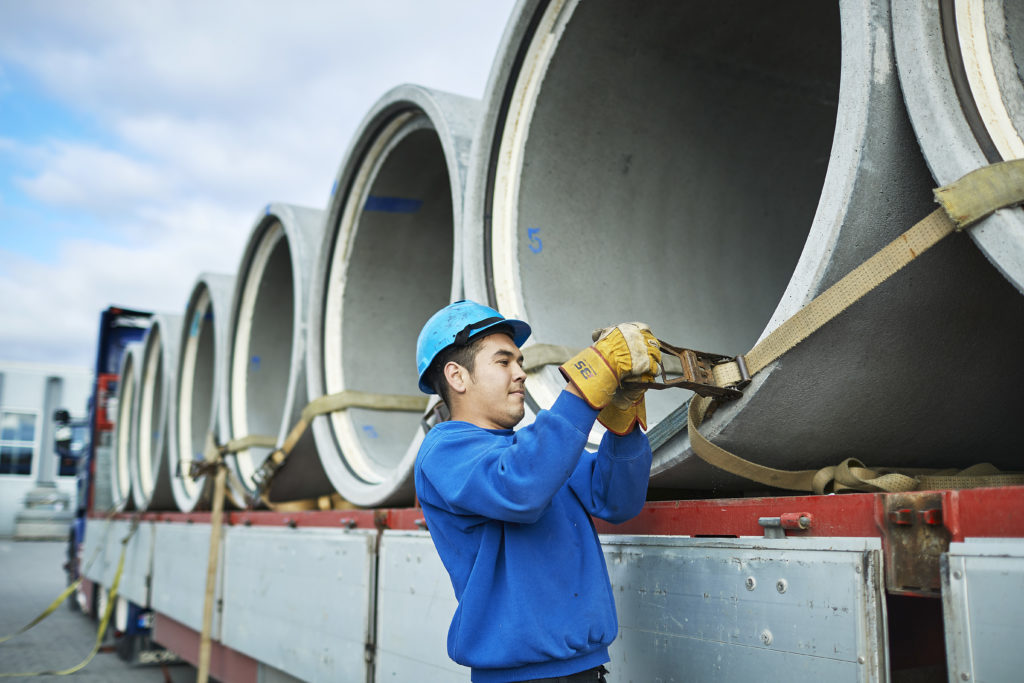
79;486;1024;682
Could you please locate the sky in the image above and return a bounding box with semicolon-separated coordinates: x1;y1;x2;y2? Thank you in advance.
0;0;518;369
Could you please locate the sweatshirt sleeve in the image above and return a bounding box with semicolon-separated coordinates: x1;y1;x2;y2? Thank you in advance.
568;428;652;524
418;392;599;524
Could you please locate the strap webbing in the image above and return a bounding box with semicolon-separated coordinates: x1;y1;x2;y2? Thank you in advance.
277;390;429;463
249;390;428;508
0;522;134;677
197;454;228;683
691;159;1024;493
522;344;579;372
221;434;278;454
711;209;956;387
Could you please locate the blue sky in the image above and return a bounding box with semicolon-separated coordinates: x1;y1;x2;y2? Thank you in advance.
0;0;517;367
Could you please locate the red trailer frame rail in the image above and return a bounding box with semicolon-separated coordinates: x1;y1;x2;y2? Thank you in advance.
590;486;1024;596
92;485;1024;596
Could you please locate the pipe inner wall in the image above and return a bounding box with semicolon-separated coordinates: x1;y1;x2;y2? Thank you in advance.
231;225;293;488
892;0;1024;291
225;204;331;504
331;120;451;480
309;85;478;507
112;342;143;512
133;314;181;510
467;0;1024;490
479;0;840;429
171;273;235;512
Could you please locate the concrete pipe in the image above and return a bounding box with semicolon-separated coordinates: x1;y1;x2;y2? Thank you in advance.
463;0;1024;492
223;203;332;505
133;314;181;510
169;273;237;512
111;342;143;512
307;85;477;508
892;0;1024;292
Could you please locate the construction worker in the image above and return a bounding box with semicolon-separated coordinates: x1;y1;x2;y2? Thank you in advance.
414;300;660;683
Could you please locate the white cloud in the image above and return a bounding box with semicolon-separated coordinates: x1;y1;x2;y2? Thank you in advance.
0;0;517;366
0;199;255;366
15;140;169;211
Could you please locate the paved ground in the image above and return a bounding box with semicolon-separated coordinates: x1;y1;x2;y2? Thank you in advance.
0;539;197;682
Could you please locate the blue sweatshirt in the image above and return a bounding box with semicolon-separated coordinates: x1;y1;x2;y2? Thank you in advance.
414;391;652;683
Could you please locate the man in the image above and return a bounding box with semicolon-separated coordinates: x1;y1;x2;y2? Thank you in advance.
414;300;660;682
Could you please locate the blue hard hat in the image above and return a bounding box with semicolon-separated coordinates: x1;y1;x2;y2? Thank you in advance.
416;300;531;394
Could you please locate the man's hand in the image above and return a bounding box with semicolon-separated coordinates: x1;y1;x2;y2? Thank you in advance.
560;323;661;410
598;396;648;435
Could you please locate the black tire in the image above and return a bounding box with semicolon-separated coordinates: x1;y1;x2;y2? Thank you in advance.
65;531;80;612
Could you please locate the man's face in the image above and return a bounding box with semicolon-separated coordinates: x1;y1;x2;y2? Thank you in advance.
457;332;527;430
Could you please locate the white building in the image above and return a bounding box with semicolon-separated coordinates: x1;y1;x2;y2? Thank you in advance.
0;361;92;538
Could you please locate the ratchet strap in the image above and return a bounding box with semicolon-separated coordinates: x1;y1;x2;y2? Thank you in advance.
196;446;228;683
0;509;120;645
687;159;1024;493
184;390;426;509
240;390;427;508
0;520;135;677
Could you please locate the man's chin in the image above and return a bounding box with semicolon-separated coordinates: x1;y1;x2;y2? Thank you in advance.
500;407;525;429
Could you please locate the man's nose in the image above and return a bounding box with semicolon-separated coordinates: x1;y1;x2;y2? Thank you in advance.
513;361;527;382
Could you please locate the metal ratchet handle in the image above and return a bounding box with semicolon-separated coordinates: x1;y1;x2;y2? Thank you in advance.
620;338;746;400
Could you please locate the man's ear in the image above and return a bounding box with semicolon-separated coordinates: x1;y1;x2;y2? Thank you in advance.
444;361;469;395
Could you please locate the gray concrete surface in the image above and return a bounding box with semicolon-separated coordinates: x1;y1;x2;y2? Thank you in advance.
0;539;196;682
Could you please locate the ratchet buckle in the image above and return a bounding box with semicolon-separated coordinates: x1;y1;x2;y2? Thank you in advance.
624;339;749;401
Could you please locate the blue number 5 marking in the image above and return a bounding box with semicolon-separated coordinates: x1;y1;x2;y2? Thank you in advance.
527;228;542;253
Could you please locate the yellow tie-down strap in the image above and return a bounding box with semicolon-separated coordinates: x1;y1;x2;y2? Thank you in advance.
266;390;429;479
689;159;1024;494
0;522;135;677
212;390;429;510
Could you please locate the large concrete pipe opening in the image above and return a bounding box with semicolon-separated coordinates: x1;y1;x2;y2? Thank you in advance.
468;0;841;436
170;273;235;512
465;0;1024;491
308;85;475;508
893;0;1024;291
224;204;331;505
133;314;181;510
112;342;143;512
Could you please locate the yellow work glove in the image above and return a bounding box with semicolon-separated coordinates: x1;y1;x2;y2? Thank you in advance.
597;375;653;435
559;322;661;410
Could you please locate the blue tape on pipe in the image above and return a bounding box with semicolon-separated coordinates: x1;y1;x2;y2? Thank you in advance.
363;196;423;213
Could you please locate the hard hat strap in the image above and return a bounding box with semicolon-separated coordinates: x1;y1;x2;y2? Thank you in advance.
453;316;504;346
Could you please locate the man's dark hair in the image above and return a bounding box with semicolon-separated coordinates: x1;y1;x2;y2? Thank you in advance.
426;324;515;408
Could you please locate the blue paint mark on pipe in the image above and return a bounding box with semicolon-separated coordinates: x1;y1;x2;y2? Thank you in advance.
251;356;260;370
527;227;543;253
330;179;337;196
362;424;379;439
264;204;271;216
364;196;423;213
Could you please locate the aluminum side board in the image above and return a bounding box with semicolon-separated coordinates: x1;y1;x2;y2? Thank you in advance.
376;533;886;683
81;518;154;607
220;526;376;683
942;538;1024;683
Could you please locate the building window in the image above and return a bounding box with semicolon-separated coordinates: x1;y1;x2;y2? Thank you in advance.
0;410;37;476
